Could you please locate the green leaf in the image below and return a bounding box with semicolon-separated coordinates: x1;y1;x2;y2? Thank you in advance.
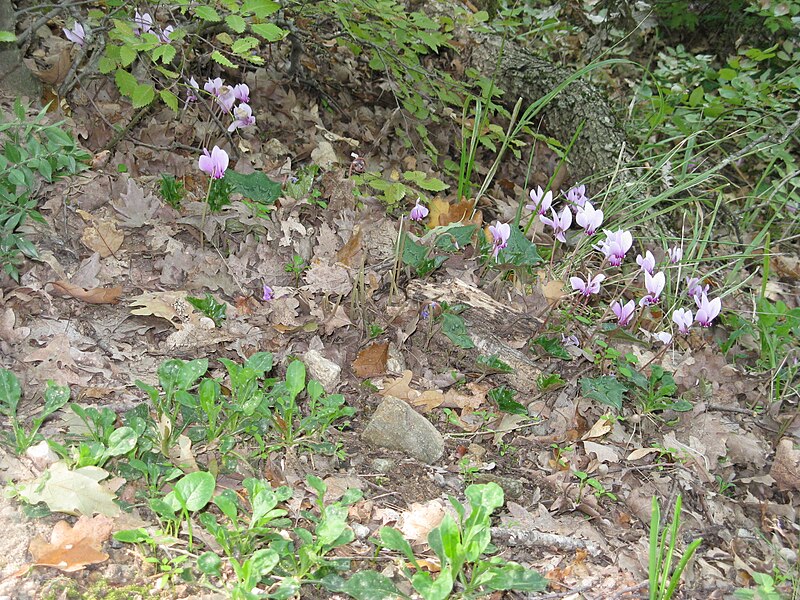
0;368;21;415
251;22;287;42
403;170;449;191
441;313;474;349
489;386;527;415
530;336;571;360
242;0;281;18
496;226;541;266
341;571;402;600
197;551;222;576
245;352;273;375
580;376;627;411
186;294;227;327
115;69;137;96
432;224;476;252
286;360;306;398
105;427;138;457
160;89;178;112
194;5;222;21
173;471;215;511
231;36;260;55
225;14;247;33
131;83;155;108
211;50;236;68
486;562;548;591
113;528;151;544
0;31;17;43
223;170;282;202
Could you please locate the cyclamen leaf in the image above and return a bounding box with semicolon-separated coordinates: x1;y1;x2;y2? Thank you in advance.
341;571;402;600
403;170;449;191
580;376;627;411
0;31;17;42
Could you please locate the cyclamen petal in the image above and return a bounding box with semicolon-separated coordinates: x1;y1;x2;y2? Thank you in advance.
575;201;603;235
636;250;656;275
672;307;693;334
694;293;721;327
63;22;85;46
489;221;511;259
228;103;256;132
668;246;683;263
527;186;553;215
570;273;605;297
611;299;636;326
540;206;572;243
409;199;429;221
198;146;229;179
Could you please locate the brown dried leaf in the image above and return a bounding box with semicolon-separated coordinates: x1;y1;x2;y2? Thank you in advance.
49;280;122;305
22;334;90;386
113;177;160;228
303;261;353;296
335;227;363;267
352;342;389;378
0;307;30;343
28;515;112;572
379;370;444;413
33;47;71;85
429;197;482;228
80;220;124;258
129;291;196;328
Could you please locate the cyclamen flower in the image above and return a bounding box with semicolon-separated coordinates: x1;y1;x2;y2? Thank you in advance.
562;333;580;347
204;78;236;112
611;299;636;326
262;285;274;301
540;206;572;243
63;22;85;46
185;77;200;105
640;271;666;306
233;83;250;103
685;276;709;301
489;221;511;259
228;103;256;131
570;273;605;297
636;250;656;275
526;186;553;216
597;229;633;266
158;25;174;43
198;146;229;179
409;198;429;221
655;331;673;345
575;201;603;235
565;184;588;210
133;11;153;36
672;308;693;334
668;246;683;264
694;293;721;327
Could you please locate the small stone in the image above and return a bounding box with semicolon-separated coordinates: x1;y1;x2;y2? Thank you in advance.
362;396;444;464
303;349;341;392
351;523;371;540
371;458;395;473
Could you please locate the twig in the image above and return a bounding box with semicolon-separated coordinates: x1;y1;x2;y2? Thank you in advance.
101;104;152;154
490;526;603;557
17;7;63;46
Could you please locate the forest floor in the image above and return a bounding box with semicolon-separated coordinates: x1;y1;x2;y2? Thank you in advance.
0;5;798;600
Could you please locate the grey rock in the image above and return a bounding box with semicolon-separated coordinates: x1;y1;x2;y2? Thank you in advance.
303;349;341;392
370;458;395;473
362;396;444;464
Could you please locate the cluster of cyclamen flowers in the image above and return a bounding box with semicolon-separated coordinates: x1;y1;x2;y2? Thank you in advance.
63;10;174;48
525;184;722;340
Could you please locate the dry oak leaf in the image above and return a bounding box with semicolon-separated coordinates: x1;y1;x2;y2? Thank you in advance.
303;261;353;296
113;177;160;228
428;197;482;228
0;307;30;343
27;515;113;573
78;214;124;258
352;342;389;378
16;461;121;517
48;280;122;305
379;370;444;413
22;334;91;387
129;290;197;328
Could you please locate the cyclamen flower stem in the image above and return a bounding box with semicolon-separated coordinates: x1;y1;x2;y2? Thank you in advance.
640;343;670;371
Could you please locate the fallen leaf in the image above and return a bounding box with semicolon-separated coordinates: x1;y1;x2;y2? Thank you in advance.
399;500;446;545
379;370;444;412
336;227;363;267
540;278;568;305
48;280;122;305
582;417;612;440
27;515;112;573
33;47;71;85
428;197;482;228
583;440;620;464
113;177;160;228
22;334;91;386
303;261;353;296
129;290;197;328
0;307;30;343
16;461;121;517
626;447;660;461
352;342;389;378
80;219;124;258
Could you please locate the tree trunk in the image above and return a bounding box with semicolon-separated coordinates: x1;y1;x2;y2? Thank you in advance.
0;2;41;102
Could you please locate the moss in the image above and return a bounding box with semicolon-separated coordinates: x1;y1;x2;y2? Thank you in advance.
41;577;150;600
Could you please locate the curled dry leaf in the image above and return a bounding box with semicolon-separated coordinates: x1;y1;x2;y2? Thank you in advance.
48;280;122;305
352;342;389;378
379;370;444;412
27;515;113;573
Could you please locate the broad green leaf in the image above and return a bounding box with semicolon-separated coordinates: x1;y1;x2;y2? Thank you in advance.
197;551;222;576
432;224;476;252
379;527;417;564
113;528;151;544
131;83;155;108
114;69;138;96
341;570;402;600
497;226;541;266
412;568;453;600
160;89;178;112
441;313;474;349
0;31;17;42
211;50;237;68
250;548;280;575
194;5;222;21
242;0;280;17
231;36;260;55
119;44;137;67
285;360;306;398
245;351;273;374
403;170;449;191
172;471;215;511
580;376;627;411
0;368;21;415
251;22;287;42
223;170;281;202
106;427;138;457
485;562;548;591
225;14;247;33
178;359;209;389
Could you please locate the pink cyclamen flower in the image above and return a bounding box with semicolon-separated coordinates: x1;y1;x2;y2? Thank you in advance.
63;22;85;46
489;221;511;259
575;201;603;235
158;25;174;43
694;293;721;327
204;78;236;112
540;206;572;243
611;299;636;326
204;77;224;95
562;333;580;347
597;229;633;266
526;186;553;215
185;77;199;105
233;83;250;103
685;276;709;300
636;250;656;275
565;184;588;210
668;246;683;264
228;103;256;132
570;273;605;297
133;11;153;35
672;307;693;334
409;198;429;221
198;146;229;179
262;285;274;301
640;271;666;306
655;331;673;345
